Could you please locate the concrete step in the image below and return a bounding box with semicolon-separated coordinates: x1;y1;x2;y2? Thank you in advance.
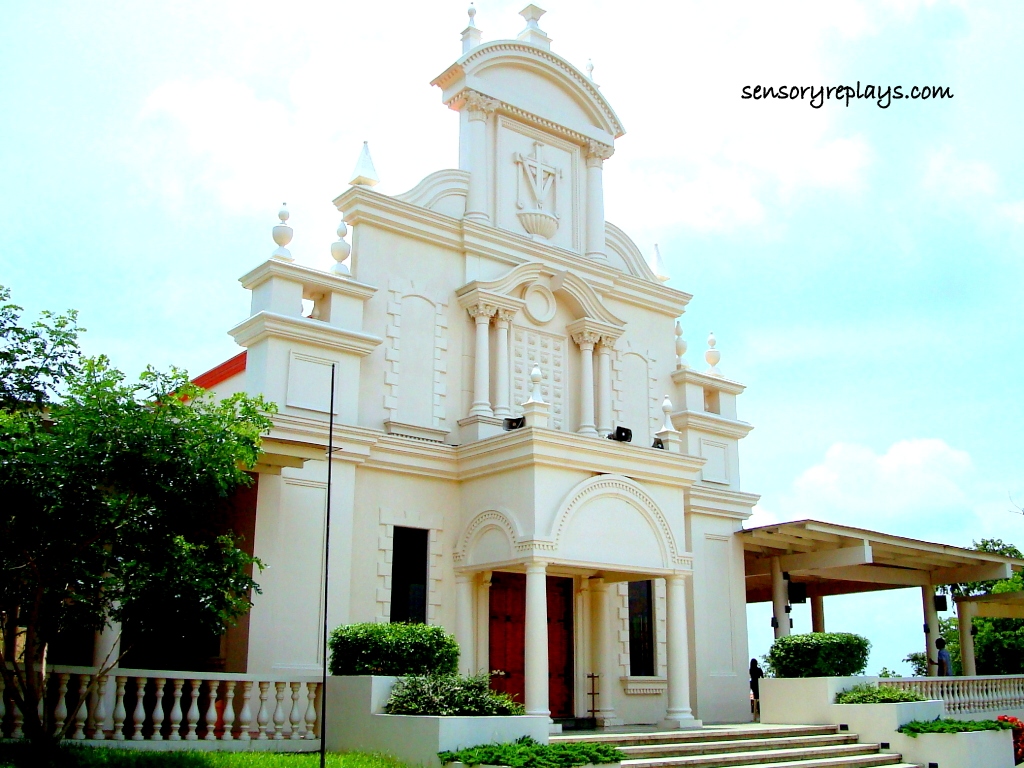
622;742;887;768
552;725;842;748
618;733;861;759
694;760;915;768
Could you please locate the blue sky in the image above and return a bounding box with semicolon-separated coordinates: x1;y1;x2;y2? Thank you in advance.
2;1;1023;676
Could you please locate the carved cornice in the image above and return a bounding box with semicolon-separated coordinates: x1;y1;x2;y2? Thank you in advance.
433;41;626;138
229;312;383;357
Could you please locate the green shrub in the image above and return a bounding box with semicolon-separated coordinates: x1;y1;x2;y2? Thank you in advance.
834;683;926;704
386;672;525;716
328;622;459;676
898;718;1013;737
765;632;870;678
439;736;624;768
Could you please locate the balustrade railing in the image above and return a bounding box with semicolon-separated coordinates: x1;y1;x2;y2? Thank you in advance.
886;675;1024;715
0;666;321;746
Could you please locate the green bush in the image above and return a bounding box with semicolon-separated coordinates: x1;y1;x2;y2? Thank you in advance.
386;672;525;716
328;622;459;676
834;683;926;704
765;632;870;678
439;736;624;768
898;718;1013;738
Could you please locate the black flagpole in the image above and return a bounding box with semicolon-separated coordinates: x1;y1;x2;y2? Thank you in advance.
320;363;335;768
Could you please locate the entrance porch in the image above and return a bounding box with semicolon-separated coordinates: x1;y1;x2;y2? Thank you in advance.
452;562;699;732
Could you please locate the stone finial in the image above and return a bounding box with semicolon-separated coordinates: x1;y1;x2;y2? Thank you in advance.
674;320;688;369
650;243;670;282
526;366;544;403
661;395;675;433
271;203;294;262
705;332;722;376
517;4;552;50
349;141;379;187
330;217;351;276
586;59;594;80
462;3;482;52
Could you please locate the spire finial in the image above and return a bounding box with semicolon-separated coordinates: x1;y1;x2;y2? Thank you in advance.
650;243;670;282
674;320;688;369
330;215;352;276
661;395;675;433
462;3;483;52
271;202;294;262
586;59;594;80
705;332;722;376
527;366;545;403
517;5;552;50
349;141;379;187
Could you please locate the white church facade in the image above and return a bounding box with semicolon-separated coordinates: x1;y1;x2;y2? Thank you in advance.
198;5;760;728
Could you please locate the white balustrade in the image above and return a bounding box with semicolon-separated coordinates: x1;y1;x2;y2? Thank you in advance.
0;666;322;747
887;675;1024;715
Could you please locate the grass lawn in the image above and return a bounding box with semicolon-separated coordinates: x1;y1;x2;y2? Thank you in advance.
0;745;408;768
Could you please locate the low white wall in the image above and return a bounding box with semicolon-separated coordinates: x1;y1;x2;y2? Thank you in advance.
760;677;878;725
324;676;549;767
892;729;1013;768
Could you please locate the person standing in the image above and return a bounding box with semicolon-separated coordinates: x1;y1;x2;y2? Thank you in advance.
750;658;765;720
931;637;953;676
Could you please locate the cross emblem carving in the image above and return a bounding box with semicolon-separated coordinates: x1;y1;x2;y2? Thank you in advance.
514;141;562;214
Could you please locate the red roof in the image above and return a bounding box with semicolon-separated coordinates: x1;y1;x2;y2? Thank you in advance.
192;351;247;390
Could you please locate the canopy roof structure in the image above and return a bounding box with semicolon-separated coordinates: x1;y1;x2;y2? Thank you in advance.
956;590;1024;619
741;520;1024;603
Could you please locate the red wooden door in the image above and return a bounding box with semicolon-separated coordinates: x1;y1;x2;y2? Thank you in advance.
546;576;575;718
488;573;574;718
489;572;526;705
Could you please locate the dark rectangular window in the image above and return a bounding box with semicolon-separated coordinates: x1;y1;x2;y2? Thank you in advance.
628;580;655;676
390;527;428;623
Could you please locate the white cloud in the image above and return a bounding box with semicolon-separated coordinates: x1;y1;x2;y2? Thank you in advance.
764;438;1012;547
922;146;998;201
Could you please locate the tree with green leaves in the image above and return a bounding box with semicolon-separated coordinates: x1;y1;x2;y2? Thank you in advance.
0;286;276;752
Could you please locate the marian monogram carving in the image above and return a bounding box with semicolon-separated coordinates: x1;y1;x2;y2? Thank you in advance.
514;141;562;240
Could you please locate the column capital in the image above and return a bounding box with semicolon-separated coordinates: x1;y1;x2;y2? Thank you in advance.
525;560;549;573
459;89;501;121
495;307;517;325
585;140;615;167
571;330;600;350
567;317;623;349
467;303;497;321
457;287;524;319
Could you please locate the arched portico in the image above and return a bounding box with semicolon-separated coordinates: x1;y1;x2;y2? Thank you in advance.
454;476;699;731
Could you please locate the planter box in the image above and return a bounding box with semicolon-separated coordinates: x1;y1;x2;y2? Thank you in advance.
760;676;878;725
324;676;549;768
892;728;1013;768
831;700;945;744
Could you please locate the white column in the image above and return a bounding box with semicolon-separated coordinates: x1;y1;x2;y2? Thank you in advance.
663;575;700;729
584;141;613;260
93;621;122;668
811;595;825;633
958;600;977;677
455;573;476;675
573;332;599;437
596;341;613;437
476;572;492;674
464;92;497;223
493;311;513;418
524;562;550;720
589;578;621;726
771;557;790;639
923;585;940;677
468;305;495;417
